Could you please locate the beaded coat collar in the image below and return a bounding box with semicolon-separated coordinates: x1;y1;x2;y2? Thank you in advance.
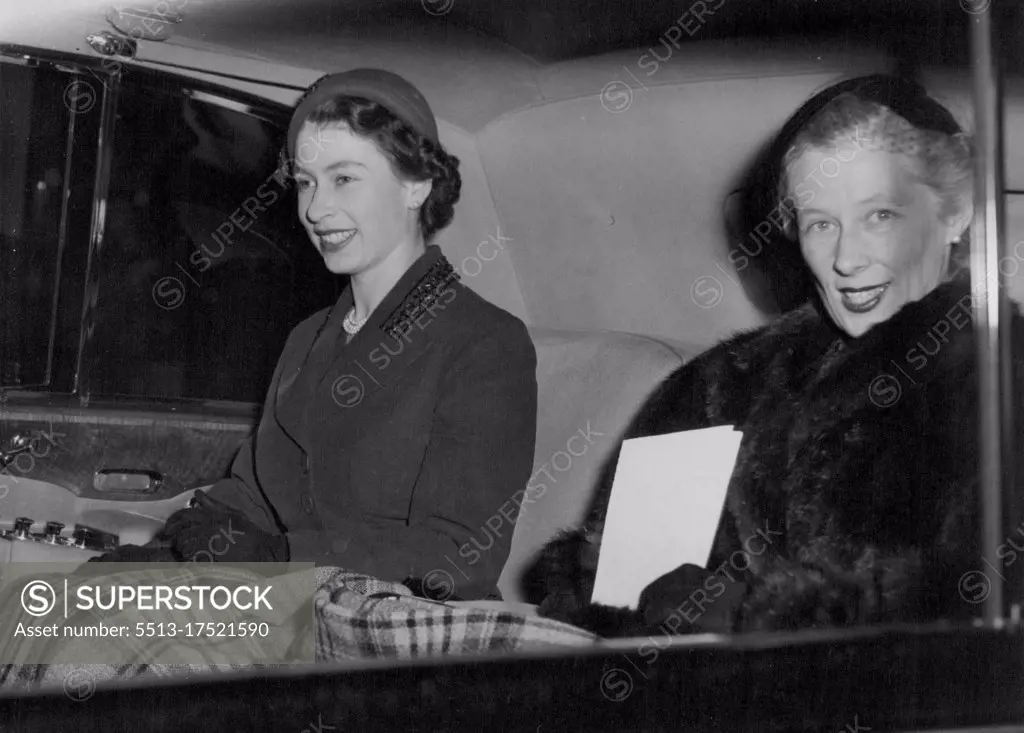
380;255;460;340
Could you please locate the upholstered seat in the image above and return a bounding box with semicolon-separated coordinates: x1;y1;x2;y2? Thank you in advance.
495;327;692;603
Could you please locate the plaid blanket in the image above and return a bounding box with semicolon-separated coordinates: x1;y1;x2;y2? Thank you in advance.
0;567;596;696
313;568;596;659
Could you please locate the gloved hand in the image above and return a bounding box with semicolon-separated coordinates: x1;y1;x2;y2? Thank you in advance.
164;490;289;563
638;562;746;634
157;491;229;544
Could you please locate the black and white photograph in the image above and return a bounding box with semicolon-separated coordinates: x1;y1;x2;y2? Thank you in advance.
2;0;1024;729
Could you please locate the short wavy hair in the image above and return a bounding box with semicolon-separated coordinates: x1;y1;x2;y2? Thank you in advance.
286;95;462;243
779;91;974;270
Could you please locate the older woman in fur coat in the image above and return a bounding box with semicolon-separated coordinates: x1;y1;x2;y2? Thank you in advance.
533;75;1024;636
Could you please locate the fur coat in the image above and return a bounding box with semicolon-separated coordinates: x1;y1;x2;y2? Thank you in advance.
533;274;1024;636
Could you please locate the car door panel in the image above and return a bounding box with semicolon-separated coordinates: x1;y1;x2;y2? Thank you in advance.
1;402;253;500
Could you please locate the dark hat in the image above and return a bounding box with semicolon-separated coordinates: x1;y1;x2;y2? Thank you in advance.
779;74;963;148
287;68;439;159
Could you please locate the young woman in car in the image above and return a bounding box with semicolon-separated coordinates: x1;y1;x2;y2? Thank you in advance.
535;74;1024;634
99;69;538;601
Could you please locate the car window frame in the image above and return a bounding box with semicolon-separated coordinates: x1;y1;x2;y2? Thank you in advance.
1;44;340;420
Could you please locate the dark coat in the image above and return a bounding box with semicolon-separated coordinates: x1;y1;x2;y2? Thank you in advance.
536;274;1024;634
208;245;538;600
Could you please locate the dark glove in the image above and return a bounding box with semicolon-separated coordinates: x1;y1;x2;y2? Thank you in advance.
158;490;233;541
167;490;289;563
157;490;255;546
638;563;747;634
87;543;179;563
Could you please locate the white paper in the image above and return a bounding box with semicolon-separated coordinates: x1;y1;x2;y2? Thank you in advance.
590;426;743;610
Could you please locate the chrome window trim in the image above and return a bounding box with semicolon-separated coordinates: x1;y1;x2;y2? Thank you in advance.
0;44;296;125
47;62;82;389
73;59;118;407
181;87;276;123
969;1;1015;627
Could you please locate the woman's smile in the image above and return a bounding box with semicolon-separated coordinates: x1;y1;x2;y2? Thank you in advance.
316;228;357;254
839;282;890;313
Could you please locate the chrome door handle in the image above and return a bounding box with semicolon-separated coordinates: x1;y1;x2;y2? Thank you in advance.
93;469;164;493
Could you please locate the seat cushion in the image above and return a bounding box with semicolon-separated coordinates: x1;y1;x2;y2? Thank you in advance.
496;327;691;602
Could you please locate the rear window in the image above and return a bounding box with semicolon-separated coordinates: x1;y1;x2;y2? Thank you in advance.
0;62;76;388
88;77;341;403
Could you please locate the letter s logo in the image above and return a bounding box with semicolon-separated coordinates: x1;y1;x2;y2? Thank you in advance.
599;81;633;114
458;544;481;566
21;580;56;617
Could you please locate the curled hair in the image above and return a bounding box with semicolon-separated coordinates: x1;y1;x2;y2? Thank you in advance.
778;92;974;269
285;95;462;243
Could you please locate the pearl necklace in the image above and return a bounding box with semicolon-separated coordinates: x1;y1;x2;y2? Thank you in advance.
342;307;369;335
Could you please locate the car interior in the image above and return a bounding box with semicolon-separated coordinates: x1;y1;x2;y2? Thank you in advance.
3;0;1024;729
